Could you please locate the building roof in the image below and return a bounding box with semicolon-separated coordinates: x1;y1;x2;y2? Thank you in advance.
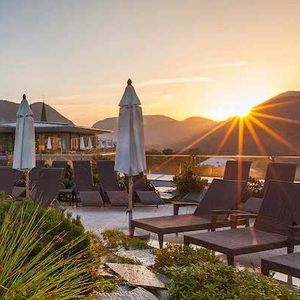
0;121;111;135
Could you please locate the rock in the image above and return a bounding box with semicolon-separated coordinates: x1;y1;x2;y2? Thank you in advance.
115;249;156;267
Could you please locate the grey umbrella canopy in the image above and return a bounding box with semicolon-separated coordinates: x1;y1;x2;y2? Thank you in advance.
114;79;146;234
13;94;36;197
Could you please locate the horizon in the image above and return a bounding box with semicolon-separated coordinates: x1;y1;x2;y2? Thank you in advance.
1;1;300;126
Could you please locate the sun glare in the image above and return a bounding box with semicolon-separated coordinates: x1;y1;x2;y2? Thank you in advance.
236;107;251;118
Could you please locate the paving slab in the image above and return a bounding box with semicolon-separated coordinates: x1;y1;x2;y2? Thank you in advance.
115;249;156;267
106;263;165;289
98;287;158;300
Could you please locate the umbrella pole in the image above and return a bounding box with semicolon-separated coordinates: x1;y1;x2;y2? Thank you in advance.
128;175;133;236
25;170;29;198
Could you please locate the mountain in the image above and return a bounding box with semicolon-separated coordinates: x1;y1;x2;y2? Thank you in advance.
185;91;300;155
0;100;73;125
93;115;217;149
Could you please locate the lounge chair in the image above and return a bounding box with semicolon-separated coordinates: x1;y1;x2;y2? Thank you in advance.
261;252;300;278
51;160;68;177
12;160;45;199
73;160;103;207
184;181;300;266
126;173;161;207
97;160;128;206
241;162;296;214
131;179;246;248
173;160;252;215
0;159;8;166
31;167;64;207
0;167;21;196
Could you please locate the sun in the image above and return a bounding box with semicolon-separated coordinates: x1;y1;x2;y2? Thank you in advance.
236;107;251;118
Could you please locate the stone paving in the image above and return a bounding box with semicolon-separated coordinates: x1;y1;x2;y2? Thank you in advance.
67;204;300;286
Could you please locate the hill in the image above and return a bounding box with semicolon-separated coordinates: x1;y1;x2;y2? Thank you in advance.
185;91;300;155
0;100;73;124
93;115;217;149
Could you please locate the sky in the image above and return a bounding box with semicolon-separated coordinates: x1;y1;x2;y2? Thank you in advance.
1;0;300;126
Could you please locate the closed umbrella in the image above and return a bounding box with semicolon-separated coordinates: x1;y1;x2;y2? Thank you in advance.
115;79;146;235
47;136;52;150
80;137;86;150
87;137;93;149
13;94;36;197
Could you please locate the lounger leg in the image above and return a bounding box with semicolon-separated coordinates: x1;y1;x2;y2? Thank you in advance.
261;261;269;276
129;223;135;238
158;234;164;248
173;204;179;216
287;244;294;254
227;255;234;266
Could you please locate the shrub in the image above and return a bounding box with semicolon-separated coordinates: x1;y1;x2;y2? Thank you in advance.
102;229;151;250
0;202;93;299
167;262;298;300
154;244;220;275
173;160;208;194
0;198;89;258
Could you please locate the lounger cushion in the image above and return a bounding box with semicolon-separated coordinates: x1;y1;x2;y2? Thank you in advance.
79;191;103;207
132;214;221;234
135;191;161;205
185;227;287;256
106;191;128;206
240;197;262;214
12;186;26;199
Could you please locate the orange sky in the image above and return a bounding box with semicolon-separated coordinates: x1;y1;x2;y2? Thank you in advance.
1;0;300;126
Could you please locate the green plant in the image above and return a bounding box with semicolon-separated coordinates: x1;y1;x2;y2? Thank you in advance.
154;244;220;274
0;198;89;258
167;262;298;300
0;202;93;299
173;160;208;194
102;229;151;250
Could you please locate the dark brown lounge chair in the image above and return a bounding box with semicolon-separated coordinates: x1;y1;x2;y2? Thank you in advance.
31;167;64;207
184;181;300;266
97;160;128;206
131;179;245;248
73;160;103;207
173;160;252;215
0;166;21;196
52;160;68;177
127;173;161;207
241;162;296;214
0;159;8;166
261;252;300;278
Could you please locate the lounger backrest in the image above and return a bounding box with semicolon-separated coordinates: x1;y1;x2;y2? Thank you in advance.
0;167;17;195
223;160;252;181
29;160;45;188
255;181;300;235
32;168;64;207
262;163;296;196
0;159;8;166
52;160;68;177
97;160;120;191
73;160;94;191
193;179;243;217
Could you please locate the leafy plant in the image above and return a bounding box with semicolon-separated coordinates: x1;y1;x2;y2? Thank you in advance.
0;198;89;258
173;159;208;194
0;202;93;299
167;262;298;300
102;229;151;250
154;244;220;275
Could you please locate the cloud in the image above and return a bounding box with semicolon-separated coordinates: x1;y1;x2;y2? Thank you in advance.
182;60;249;72
103;76;212;89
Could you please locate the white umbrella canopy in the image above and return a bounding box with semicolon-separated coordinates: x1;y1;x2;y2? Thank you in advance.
115;79;146;235
46;136;52;150
115;79;146;176
13;94;36;197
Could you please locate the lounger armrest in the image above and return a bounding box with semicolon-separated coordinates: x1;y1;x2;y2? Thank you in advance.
212;209;243;215
230;213;257;220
